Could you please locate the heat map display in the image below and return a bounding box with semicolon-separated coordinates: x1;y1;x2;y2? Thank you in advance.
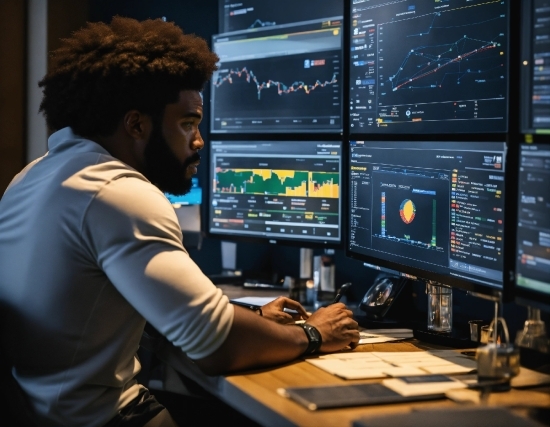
215;169;339;198
348;140;506;290
208;140;342;245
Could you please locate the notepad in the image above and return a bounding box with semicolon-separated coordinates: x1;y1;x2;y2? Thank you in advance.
277;381;449;411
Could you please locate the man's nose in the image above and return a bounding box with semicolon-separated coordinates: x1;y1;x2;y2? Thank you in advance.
193;130;204;150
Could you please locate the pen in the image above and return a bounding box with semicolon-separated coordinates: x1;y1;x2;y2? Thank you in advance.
332;282;352;304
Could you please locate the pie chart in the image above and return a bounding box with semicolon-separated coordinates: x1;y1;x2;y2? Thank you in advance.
399;199;416;224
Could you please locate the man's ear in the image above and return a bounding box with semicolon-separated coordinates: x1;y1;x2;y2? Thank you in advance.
123;110;151;141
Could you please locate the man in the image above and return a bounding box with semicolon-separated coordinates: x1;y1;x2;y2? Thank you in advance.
0;17;359;426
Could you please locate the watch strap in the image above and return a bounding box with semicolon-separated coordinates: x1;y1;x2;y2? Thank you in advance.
299;323;322;355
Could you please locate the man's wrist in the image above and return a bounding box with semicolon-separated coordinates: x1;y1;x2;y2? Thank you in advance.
298;323;322;355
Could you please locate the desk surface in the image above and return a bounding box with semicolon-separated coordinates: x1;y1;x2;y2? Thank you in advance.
159;285;550;427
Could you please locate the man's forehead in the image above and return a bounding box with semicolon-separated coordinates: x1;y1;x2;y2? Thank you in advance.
174;90;203;109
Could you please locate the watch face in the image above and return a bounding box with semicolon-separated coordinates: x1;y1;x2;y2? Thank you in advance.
305;325;320;342
302;324;322;355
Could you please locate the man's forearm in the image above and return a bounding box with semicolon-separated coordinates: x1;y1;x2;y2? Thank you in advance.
193;305;308;375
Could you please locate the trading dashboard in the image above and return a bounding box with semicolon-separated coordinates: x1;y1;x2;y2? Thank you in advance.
219;0;343;33
516;144;550;298
211;18;343;133
208;140;342;245
349;0;509;134
348;140;506;289
521;0;550;133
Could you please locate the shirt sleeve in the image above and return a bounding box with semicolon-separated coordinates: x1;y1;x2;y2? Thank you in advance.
81;173;234;360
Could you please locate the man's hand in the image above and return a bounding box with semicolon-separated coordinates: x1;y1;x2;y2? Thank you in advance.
261;296;309;324
305;303;359;352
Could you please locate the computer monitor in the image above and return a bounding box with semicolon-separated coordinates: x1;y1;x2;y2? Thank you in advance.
210;16;343;134
164;177;202;206
207;140;342;247
347;139;507;297
218;0;343;34
349;0;510;134
165;178;203;250
515;143;550;313
521;0;550;134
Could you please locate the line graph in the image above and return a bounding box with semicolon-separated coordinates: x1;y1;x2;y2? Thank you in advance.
381;10;505;100
220;0;342;33
389;36;501;92
406;11;504;38
210;50;342;132
214;67;338;100
248;19;276;29
366;0;509;133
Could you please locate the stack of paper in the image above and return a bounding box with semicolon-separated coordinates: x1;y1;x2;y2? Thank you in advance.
306;350;477;380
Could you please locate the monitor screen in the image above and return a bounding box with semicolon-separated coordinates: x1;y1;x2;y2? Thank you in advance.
164;177;202;206
521;0;550;134
349;0;509;134
208;140;342;246
218;0;343;34
210;17;343;134
515;143;550;312
347;140;507;294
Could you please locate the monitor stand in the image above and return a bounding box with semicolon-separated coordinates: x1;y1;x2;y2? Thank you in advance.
208;241;243;285
412;280;480;349
209;241;287;288
244;248;314;295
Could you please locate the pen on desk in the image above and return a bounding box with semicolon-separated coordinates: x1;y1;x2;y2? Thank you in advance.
332;282;352;304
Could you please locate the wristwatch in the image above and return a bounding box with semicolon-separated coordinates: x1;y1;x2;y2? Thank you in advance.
299;323;322;355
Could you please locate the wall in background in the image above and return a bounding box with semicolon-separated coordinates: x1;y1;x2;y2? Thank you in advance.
0;0;26;195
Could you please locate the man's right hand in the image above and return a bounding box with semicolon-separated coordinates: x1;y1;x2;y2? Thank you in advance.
193;302;359;375
304;303;359;352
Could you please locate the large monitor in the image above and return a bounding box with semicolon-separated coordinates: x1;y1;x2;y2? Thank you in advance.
210;16;343;134
349;0;509;134
515;143;550;312
208;140;342;247
218;0;343;34
347;140;507;297
521;0;550;134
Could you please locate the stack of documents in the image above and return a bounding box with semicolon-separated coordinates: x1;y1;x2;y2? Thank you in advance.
306;350;477;380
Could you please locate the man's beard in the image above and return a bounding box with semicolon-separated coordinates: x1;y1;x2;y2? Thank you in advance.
142;120;200;196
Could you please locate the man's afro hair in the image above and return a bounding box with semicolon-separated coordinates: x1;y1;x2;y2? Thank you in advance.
39;16;218;137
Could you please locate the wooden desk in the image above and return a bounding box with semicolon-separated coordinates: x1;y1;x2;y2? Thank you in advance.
156;286;550;426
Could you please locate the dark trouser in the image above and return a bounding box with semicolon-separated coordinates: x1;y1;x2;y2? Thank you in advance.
104;388;179;427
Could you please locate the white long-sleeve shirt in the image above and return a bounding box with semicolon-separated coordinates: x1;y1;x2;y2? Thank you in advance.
0;127;234;427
